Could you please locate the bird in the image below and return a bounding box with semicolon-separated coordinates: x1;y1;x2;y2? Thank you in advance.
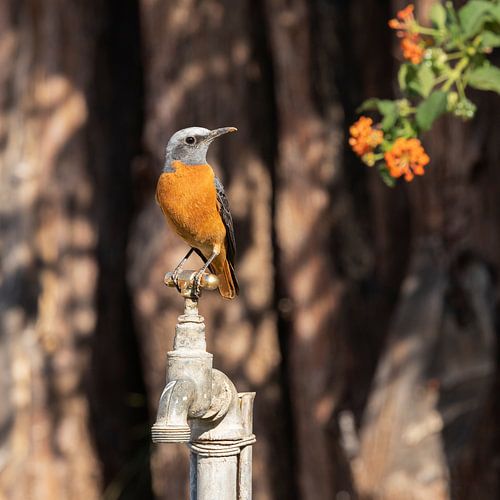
156;126;239;299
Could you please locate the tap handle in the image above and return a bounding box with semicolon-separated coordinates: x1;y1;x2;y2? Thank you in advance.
164;270;220;298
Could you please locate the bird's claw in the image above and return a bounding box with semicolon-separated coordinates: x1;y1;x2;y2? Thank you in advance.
191;270;205;299
171;267;183;293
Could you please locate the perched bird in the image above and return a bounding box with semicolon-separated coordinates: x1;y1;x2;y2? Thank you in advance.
156;126;239;299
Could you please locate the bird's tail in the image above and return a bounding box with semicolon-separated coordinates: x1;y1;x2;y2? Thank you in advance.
210;255;239;299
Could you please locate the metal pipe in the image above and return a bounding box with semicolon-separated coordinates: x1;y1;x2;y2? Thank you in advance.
189;371;249;500
152;271;256;499
196;456;238;500
238;392;256;500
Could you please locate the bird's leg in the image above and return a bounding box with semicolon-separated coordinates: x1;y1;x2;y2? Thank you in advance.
192;250;218;298
172;248;194;292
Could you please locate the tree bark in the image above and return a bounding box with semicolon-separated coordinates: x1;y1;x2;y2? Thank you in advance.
263;0;365;497
353;4;500;499
0;1;101;498
1;1;499;499
130;1;291;498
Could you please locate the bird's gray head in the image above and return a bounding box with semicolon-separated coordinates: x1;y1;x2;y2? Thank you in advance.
164;126;237;171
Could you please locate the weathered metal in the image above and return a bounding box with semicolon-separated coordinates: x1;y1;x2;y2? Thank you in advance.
164;270;220;297
153;271;255;499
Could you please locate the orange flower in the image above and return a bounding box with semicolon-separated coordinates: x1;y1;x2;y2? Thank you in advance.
401;36;425;64
388;4;416;31
384;137;430;181
398;4;415;20
389;4;425;64
349;116;383;158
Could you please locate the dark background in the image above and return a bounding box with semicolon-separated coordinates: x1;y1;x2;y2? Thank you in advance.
0;0;499;499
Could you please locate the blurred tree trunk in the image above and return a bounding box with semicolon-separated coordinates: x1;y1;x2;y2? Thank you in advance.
130;1;292;498
0;1;101;498
1;1;499;499
264;0;352;497
354;108;499;500
352;2;500;499
85;0;153;496
131;1;500;499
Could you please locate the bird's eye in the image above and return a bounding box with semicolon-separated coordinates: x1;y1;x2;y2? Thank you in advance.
185;136;196;145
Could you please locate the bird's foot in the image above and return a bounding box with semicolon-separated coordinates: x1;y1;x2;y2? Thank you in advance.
171;266;183;293
191;269;206;299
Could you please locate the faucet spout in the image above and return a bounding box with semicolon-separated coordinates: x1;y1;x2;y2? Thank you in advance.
152;378;196;443
152;277;214;443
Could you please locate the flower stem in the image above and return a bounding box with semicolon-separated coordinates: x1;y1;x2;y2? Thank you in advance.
457;78;466;100
442;56;470;91
414;26;442;36
434;74;449;85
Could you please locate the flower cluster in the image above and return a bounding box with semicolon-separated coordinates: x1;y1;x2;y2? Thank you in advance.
387;4;415;31
384;138;430;181
348;116;430;183
389;5;425;64
349;117;383;158
401;36;425;65
349;1;500;186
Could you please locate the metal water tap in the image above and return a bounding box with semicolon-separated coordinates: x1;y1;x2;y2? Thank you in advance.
151;271;216;443
151;270;256;500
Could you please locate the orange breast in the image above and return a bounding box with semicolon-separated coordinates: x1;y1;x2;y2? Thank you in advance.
156;161;226;252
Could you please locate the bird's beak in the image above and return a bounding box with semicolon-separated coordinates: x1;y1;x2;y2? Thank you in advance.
206;127;237;142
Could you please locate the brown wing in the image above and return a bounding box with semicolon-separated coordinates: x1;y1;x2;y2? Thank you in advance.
214;177;236;266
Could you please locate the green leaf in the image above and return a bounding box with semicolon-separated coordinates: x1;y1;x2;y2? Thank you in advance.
408;79;423;97
378;164;396;188
357;99;399;131
458;1;495;38
445;0;463;42
467;64;500;93
399;64;421;96
489;3;500;23
403;64;436;98
400;63;435;97
378;100;399;131
482;29;500;48
417;64;435;97
430;3;447;29
398;64;409;91
416;91;448;131
357;98;381;113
